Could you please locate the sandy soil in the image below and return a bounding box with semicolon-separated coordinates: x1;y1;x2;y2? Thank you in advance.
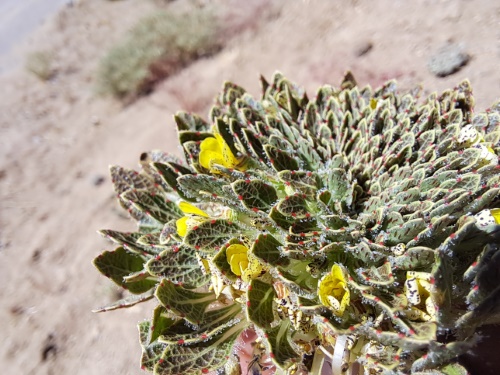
0;0;499;374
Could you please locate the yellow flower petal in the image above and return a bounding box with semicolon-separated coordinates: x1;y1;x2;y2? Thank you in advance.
199;132;246;172
215;133;238;168
200;136;221;153
227;244;249;277
178;201;209;217
242;258;263;283
229;252;248;276
226;244;248;260
199;149;225;170
200;258;210;273
211;274;225;298
404;271;436;322
239;259;249;275
491;208;500;224
225;244;262;281
318;264;350;316
176;216;189;237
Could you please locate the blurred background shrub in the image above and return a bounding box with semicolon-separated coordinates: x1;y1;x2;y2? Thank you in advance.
96;7;221;100
25;50;54;81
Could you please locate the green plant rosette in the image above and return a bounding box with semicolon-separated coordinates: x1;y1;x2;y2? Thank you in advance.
94;72;500;375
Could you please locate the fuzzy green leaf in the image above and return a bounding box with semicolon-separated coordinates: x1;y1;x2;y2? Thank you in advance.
264;319;299;369
264;144;299;171
177;174;227;200
457;286;500;337
93;290;155;312
150;306;178;343
178;131;214;146
474;245;500;296
440;363;469;375
184;219;241;252
385;218;427;245
155;281;217;324
242;128;268;162
215;118;242;159
278;259;318;292
154;321;246;375
429;191;472;219
251;233;290;267
432;249;454;324
278;170;320;197
231;179;278;211
174;111;210;132
269;205;295;229
159;220;178;245
137;233;169;251
93;247;156;294
159;303;242;344
390;247;435;270
247;279;276;328
138;321;167;371
276;194;310;218
146;245;210;288
153;162;193;201
121;190;182;223
99;229;160;255
142;345;167;372
326;168;350;201
110;165;156;195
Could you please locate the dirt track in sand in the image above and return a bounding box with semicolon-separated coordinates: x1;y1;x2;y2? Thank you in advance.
0;1;499;374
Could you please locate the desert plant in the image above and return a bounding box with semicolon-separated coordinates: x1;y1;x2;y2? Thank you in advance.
26;51;54;81
94;72;500;375
96;8;220;99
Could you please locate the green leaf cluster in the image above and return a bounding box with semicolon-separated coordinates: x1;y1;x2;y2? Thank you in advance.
94;72;500;374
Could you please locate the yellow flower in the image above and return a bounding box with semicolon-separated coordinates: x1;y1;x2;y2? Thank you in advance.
226;244;262;282
175;201;209;237
318;264;350;317
199;133;246;172
491;208;500;223
404;271;436;322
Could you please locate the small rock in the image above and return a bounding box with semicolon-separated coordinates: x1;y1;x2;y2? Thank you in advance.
0;240;10;251
10;305;25;316
428;43;470;77
41;334;58;362
355;41;373;57
92;175;105;186
90;116;100;126
32;248;42;262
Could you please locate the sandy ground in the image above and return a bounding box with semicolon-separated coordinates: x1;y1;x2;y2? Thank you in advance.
0;0;499;374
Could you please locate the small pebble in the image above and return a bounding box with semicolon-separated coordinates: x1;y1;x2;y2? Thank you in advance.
428;43;470;77
90;116;100;126
41;333;58;362
355;41;373;57
92;175;105;186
